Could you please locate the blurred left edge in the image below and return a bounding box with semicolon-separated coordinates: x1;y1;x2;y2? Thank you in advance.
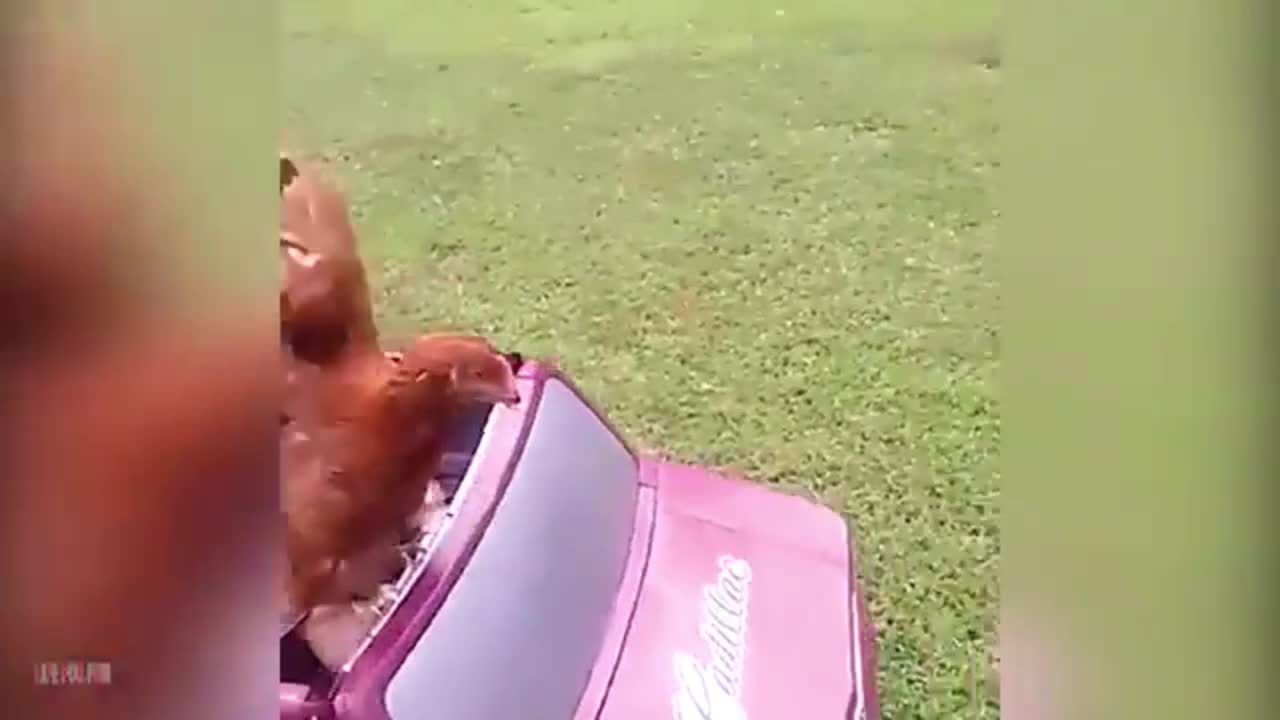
1;4;279;720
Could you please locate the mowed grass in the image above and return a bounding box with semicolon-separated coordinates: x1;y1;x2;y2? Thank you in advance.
283;1;999;716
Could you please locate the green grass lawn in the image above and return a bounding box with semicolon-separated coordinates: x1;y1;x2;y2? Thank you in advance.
284;1;999;716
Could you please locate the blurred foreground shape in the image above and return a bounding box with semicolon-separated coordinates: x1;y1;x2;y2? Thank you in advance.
1;7;277;720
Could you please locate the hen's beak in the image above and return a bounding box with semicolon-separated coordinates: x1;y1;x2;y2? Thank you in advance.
461;380;520;407
486;375;521;406
495;386;521;407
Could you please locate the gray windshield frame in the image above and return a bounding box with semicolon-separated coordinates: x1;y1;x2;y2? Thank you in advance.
385;379;638;720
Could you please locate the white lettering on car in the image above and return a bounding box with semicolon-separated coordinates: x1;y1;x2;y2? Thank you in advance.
672;556;752;720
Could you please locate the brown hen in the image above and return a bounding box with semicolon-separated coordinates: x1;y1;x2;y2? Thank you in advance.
278;158;379;367
282;333;520;619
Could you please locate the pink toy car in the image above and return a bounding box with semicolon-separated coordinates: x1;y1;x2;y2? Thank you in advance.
280;355;880;719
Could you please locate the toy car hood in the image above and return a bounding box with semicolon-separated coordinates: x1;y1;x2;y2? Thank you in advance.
582;457;878;720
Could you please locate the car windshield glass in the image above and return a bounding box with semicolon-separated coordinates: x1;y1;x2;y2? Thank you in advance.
385;378;639;720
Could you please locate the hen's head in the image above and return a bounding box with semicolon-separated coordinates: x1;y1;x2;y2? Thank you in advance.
448;349;521;406
396;334;521;407
279;238;351;364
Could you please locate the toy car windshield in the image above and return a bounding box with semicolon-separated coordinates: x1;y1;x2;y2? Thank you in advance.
282;361;639;719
